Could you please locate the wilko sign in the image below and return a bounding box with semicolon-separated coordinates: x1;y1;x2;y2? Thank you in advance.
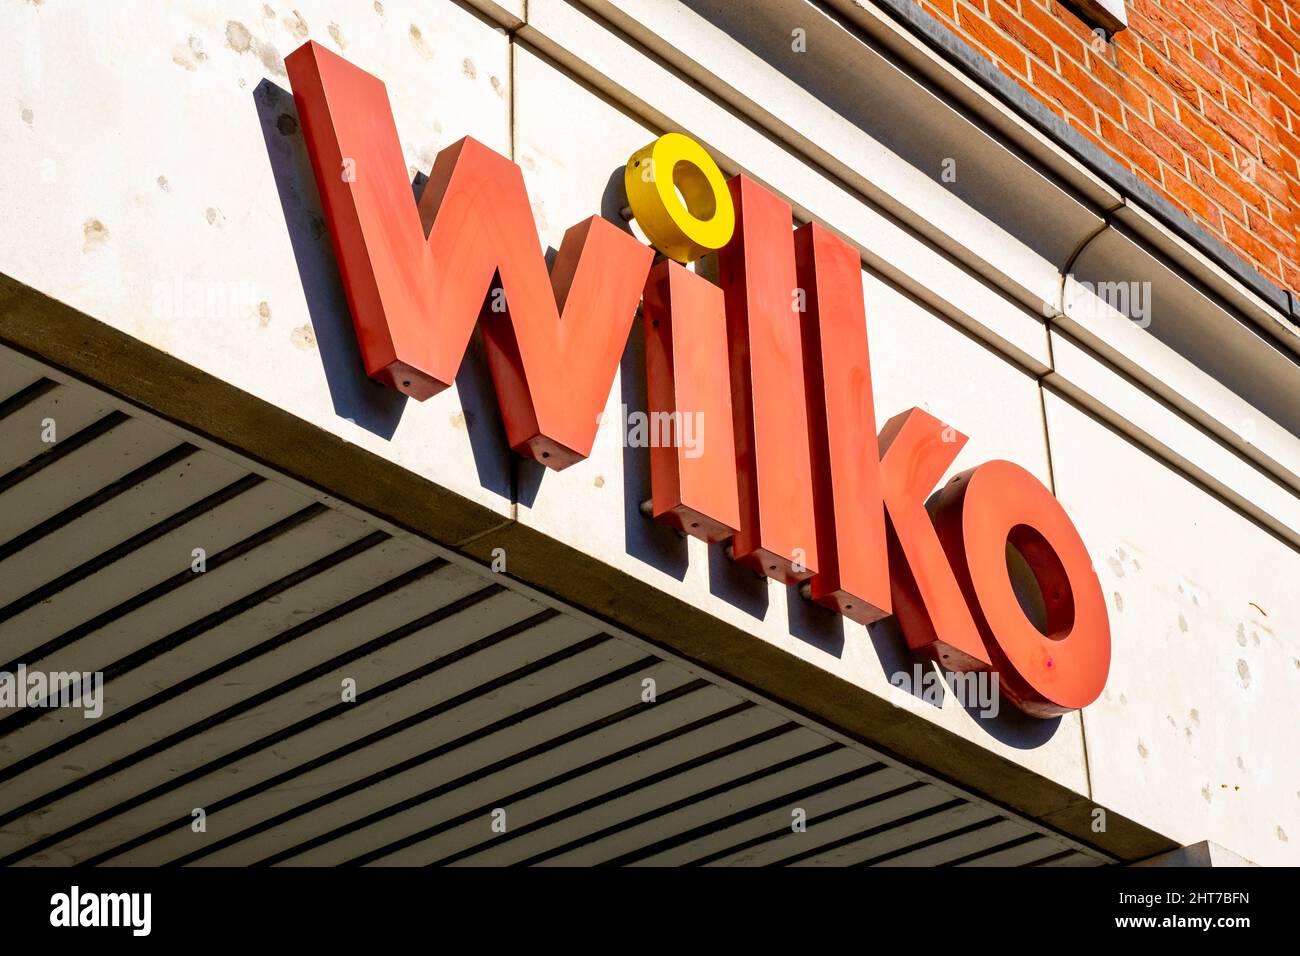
285;41;1109;718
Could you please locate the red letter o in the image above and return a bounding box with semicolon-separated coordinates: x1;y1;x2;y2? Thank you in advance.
934;461;1110;717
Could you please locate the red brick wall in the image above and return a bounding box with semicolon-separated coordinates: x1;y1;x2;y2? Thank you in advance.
918;0;1300;294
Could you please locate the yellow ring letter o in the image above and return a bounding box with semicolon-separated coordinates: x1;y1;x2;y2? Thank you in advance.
624;132;735;263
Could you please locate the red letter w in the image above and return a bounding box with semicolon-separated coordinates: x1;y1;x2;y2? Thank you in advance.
285;41;652;468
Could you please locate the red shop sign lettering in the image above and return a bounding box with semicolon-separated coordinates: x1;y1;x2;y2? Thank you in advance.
284;41;1110;718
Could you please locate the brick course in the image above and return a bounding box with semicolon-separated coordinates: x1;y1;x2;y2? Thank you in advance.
917;0;1300;293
